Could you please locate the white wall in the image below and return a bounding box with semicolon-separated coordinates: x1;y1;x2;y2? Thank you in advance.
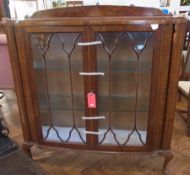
9;0;38;19
169;0;181;15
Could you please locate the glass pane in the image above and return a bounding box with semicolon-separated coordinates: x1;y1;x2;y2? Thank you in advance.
96;32;153;146
31;32;86;143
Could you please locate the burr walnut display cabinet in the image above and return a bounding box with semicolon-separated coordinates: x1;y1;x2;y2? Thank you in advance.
4;5;187;173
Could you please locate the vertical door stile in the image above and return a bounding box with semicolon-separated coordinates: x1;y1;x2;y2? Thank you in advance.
82;26;98;148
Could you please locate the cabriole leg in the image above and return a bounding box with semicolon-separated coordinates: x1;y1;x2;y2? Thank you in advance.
22;142;33;158
162;153;173;175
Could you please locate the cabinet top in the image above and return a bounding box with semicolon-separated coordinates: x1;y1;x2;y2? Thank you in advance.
15;6;187;27
32;5;167;18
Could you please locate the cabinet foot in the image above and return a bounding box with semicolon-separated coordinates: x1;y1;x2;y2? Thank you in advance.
22;142;33;158
162;152;173;175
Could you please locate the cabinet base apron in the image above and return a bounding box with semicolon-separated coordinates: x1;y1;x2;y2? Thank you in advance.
22;141;173;174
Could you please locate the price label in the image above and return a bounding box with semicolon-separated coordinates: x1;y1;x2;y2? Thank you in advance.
87;92;96;108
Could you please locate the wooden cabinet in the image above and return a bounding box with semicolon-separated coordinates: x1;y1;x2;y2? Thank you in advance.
5;6;186;173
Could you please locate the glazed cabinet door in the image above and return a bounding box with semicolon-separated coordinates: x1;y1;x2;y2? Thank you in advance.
85;25;174;151
17;27;93;149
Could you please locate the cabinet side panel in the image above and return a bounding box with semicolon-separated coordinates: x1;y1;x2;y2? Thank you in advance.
162;23;186;150
14;27;40;143
148;24;173;150
5;20;32;143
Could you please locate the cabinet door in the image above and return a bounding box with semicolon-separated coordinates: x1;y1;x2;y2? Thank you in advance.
90;25;173;151
27;30;89;148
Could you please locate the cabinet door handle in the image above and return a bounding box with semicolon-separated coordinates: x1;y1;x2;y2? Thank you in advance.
83;131;104;135
79;72;105;76
77;41;102;46
82;116;106;120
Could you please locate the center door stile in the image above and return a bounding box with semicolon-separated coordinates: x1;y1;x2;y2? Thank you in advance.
82;26;99;149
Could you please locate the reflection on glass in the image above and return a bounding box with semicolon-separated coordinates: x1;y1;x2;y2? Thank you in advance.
31;32;86;143
96;32;153;146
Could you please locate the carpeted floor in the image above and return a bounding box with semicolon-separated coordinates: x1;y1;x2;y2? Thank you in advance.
0;150;48;175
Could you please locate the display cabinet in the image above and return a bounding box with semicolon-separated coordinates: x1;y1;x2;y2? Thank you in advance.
5;6;186;173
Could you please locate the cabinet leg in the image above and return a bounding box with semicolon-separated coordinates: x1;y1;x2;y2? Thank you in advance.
22;142;32;158
162;153;173;175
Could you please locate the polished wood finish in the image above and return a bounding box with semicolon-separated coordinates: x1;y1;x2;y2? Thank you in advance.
5;6;187;173
162;23;186;148
31;5;167;18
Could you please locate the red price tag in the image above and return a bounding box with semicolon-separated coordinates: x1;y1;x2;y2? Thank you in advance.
87;92;96;108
